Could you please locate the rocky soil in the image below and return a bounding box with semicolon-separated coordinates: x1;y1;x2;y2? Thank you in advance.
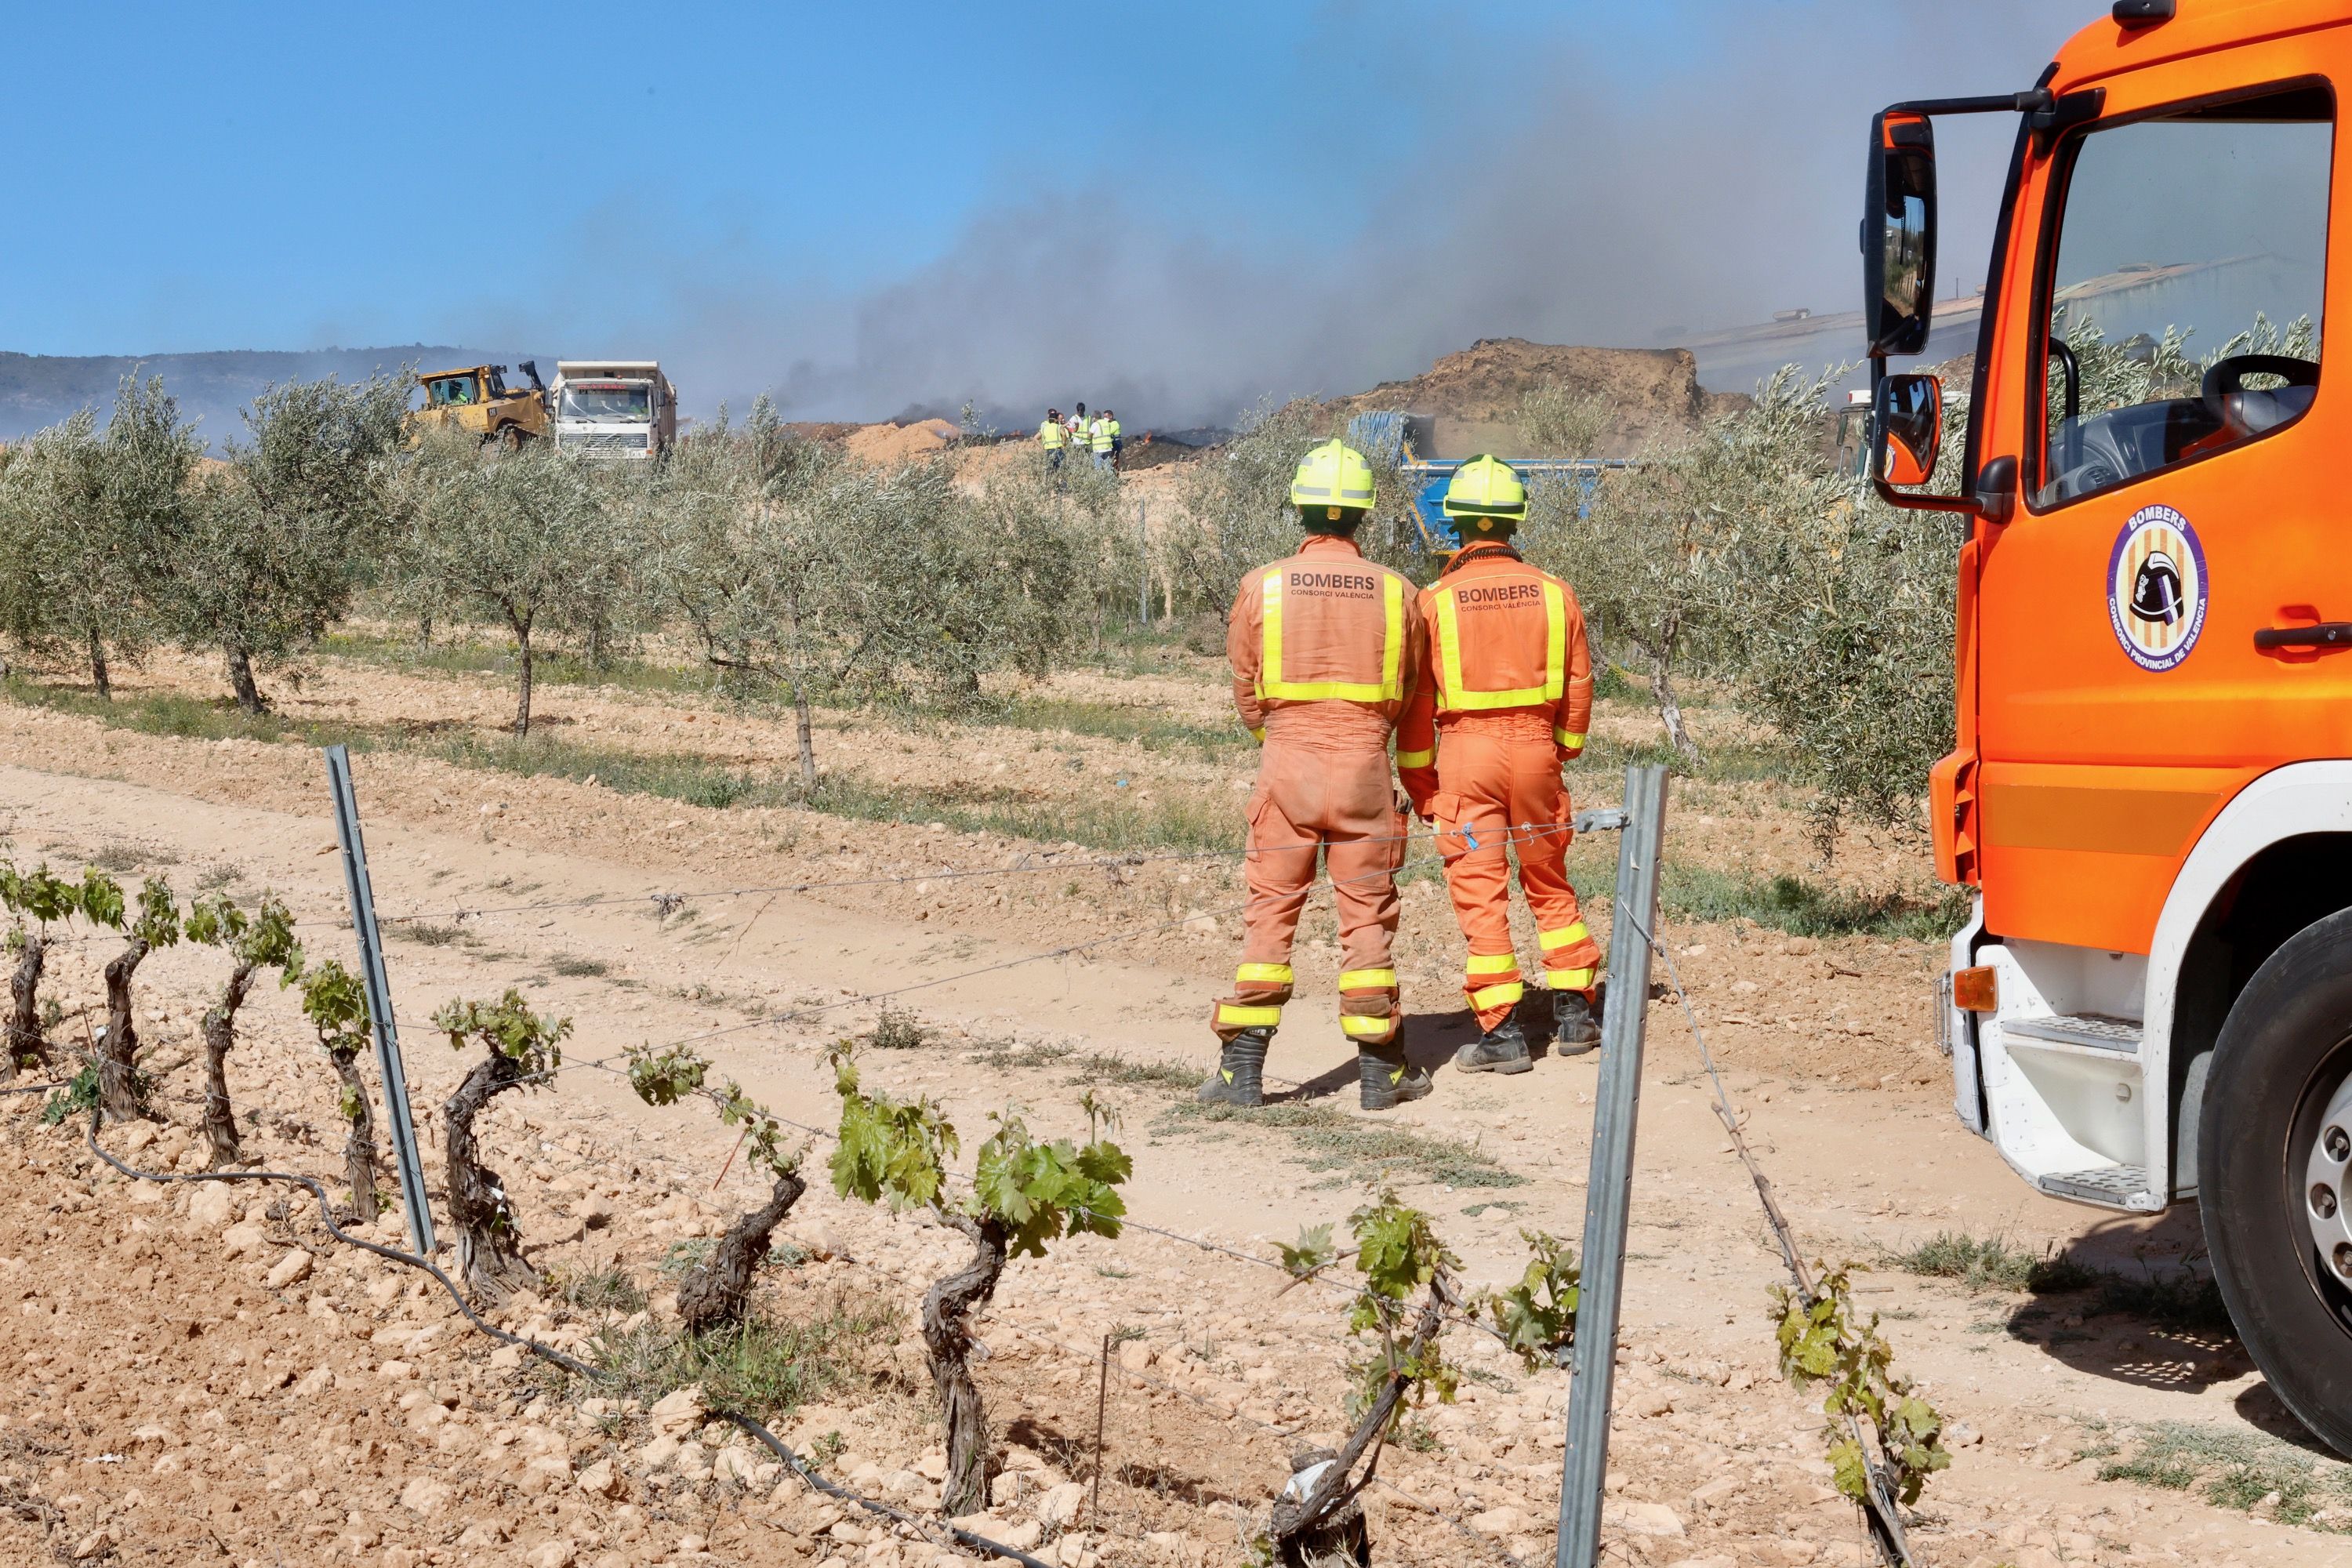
0;646;2346;1567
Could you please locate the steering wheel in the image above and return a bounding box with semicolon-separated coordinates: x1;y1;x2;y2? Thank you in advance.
2202;354;2319;424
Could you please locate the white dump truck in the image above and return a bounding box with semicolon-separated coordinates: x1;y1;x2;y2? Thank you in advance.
550;361;677;460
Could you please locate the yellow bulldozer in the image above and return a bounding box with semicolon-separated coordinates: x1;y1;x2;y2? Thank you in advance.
405;361;550;447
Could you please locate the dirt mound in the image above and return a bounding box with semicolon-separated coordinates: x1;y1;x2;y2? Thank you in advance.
1324;337;1732;459
840;417;963;465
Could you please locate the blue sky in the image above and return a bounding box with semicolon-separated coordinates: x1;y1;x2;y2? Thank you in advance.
5;1;2055;423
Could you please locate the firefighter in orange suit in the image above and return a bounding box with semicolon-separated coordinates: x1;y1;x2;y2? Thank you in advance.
1202;439;1433;1112
1396;456;1603;1074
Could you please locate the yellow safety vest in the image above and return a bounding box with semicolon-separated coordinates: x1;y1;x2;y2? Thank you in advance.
1090;420;1113;452
1256;569;1406;703
1109;419;1122;439
1040;420;1066;449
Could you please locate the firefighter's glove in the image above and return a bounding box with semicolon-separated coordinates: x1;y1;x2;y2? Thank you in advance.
1400;768;1438;821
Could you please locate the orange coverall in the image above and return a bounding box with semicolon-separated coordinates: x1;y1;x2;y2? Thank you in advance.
1217;535;1428;1049
1397;542;1601;1033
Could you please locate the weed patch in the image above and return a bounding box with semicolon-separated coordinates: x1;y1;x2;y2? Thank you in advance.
1886;1232;2099;1294
1158;1100;1523;1189
1889;1230;2234;1334
1063;1052;1200;1092
548;1265;648;1316
2088;1420;2352;1527
586;1287;901;1423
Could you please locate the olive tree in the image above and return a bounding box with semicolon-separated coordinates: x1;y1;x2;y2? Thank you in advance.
644;399;844;786
0;379;199;697
1517;379;1611;456
1529;367;1846;764
390;436;643;735
1170;399;1425;621
169;374;409;712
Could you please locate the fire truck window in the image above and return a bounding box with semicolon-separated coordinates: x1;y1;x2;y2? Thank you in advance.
2034;89;2330;510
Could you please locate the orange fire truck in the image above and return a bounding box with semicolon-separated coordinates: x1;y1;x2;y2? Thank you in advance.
1864;0;2352;1449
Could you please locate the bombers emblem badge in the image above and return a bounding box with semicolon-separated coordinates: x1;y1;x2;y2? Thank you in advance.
2107;504;2207;672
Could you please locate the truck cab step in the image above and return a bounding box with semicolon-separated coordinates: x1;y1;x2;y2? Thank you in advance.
2038;1163;2156;1208
2004;1012;2143;1054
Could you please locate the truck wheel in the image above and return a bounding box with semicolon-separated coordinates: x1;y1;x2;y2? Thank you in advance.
2201;906;2352;1455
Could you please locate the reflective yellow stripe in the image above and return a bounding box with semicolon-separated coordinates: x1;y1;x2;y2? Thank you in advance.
1337;968;1396;991
1235;963;1294;985
1469;982;1524;1011
1396;746;1433;768
1546;967;1595;989
1539;923;1590;952
1341;1014;1394;1039
1258;570;1405;703
1432;578;1568;712
1215;1004;1282;1028
1465;953;1519;976
1555;728;1585;749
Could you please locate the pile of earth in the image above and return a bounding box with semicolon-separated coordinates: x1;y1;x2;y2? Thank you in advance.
1322;336;1748;459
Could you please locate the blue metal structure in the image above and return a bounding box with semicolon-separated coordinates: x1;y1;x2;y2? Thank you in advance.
1346;410;1635;554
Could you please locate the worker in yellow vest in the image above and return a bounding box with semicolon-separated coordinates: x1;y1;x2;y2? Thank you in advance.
1106;410;1124;469
1039;408;1069;470
1089;412;1115;470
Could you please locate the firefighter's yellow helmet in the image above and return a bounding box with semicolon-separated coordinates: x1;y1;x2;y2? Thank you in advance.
1288;440;1377;521
1441;455;1527;534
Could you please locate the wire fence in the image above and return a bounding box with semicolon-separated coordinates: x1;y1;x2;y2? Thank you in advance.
4;765;1868;1568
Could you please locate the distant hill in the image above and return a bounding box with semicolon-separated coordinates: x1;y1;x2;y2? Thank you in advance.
0;346;540;448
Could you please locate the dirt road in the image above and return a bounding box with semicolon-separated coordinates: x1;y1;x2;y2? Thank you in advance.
2;683;2346;1566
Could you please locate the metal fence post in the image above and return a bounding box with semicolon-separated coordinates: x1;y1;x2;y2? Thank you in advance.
1556;763;1669;1566
323;745;436;1256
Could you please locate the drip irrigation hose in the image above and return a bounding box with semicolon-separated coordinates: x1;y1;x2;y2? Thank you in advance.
79;1111;1055;1568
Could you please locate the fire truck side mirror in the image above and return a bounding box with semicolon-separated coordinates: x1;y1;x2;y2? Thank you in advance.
1863;110;1938;357
1872;372;1942;488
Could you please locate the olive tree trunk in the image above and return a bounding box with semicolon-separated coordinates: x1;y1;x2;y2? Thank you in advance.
225;646;267;716
507;608;537;737
4;934;49;1080
98;937;151;1120
327;1045;382;1224
793;683;818;792
444;1051;535;1299
924;1208;1011;1517
676;1170;808;1335
200;959;260;1167
88;627;111;701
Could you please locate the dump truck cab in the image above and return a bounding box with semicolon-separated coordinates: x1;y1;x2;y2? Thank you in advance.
1862;0;2352;1450
407;361;549;447
551;361;677;461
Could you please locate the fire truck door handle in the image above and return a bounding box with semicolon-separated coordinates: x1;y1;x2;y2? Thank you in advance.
2255;622;2352;651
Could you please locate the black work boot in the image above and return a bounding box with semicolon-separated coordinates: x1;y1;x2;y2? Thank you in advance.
1453;1017;1534;1075
1359;1040;1433;1111
1198;1028;1271;1108
1552;989;1602;1054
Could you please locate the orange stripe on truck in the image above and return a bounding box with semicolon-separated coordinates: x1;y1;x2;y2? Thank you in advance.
1980;782;2217;857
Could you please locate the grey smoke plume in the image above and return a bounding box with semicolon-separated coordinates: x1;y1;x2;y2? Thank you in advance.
524;2;2060;430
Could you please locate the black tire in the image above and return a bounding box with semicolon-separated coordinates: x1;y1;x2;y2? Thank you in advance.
2201;906;2352;1454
